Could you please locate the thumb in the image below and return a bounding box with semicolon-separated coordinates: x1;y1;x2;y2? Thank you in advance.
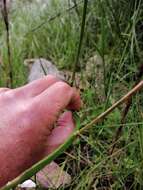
45;111;75;155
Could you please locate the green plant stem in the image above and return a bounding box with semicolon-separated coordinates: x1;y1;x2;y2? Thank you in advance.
71;0;88;85
2;80;143;190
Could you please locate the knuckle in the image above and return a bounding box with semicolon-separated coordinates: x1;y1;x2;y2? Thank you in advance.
3;90;15;99
56;81;71;91
46;75;59;81
0;88;9;93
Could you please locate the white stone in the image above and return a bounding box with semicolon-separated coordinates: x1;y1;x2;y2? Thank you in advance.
18;180;36;188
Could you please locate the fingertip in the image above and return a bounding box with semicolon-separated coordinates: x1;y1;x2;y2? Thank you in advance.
0;88;10;94
68;88;81;111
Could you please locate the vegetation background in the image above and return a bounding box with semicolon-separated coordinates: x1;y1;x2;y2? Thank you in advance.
0;0;143;189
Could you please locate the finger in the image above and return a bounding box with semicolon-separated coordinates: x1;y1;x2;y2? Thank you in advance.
67;88;82;110
32;81;81;126
12;75;60;98
44;111;75;154
0;88;10;94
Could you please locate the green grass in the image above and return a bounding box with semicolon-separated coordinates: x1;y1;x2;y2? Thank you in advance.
1;0;143;189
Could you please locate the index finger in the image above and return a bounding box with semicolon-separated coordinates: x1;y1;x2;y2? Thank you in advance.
31;81;81;126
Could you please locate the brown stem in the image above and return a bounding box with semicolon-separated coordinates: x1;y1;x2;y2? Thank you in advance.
109;64;143;154
2;0;13;88
79;81;143;134
109;99;131;155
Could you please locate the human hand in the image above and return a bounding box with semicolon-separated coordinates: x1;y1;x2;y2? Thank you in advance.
0;75;81;187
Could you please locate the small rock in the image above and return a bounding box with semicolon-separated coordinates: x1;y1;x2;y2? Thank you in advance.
62;70;90;90
85;53;106;102
86;53;104;80
24;58;65;82
17;179;36;190
36;161;71;189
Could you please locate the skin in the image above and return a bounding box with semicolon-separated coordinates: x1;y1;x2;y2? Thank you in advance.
0;75;81;187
